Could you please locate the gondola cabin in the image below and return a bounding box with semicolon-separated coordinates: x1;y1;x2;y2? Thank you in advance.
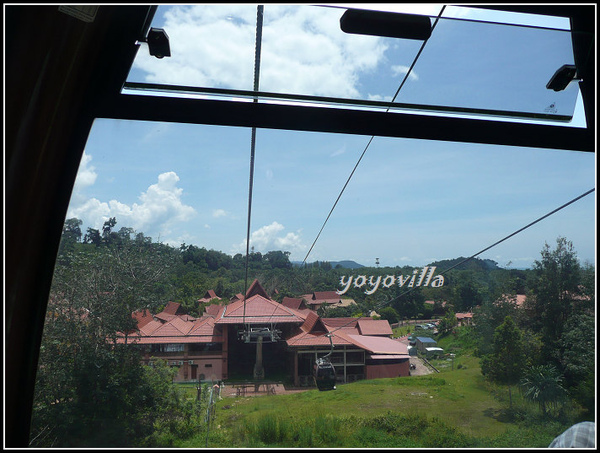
313;358;336;391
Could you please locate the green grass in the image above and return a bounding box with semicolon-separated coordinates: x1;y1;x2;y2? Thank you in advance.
181;358;576;448
165;330;583;448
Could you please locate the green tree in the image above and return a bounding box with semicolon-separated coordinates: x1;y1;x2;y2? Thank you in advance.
480;315;526;407
557;312;594;389
472;294;521;357
525;237;581;364
83;227;101;246
437;310;458;336
520;364;568;416
30;232;179;446
378;306;399;324
264;250;292;269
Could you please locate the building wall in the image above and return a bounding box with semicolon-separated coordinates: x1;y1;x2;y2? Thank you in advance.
365;359;410;379
416;338;437;353
170;357;223;382
143;346;225;382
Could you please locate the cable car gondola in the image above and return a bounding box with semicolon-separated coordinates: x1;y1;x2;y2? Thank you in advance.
313;334;336;391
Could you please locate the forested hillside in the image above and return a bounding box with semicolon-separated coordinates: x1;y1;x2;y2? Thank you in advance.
30;217;595;447
57;217;535;318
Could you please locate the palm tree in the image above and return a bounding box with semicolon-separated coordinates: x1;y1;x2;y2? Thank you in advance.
520;364;568;416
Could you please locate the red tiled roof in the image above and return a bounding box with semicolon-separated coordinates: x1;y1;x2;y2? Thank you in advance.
188;316;217;336
215;294;304;325
312;291;341;300
205;289;218;299
120;315;223;344
204;304;222;317
132;309;153;329
322;317;371;331
154;312;176;322
301;311;328;333
162;301;183;315
282;297;304;310
245;279;270;299
357;319;393;336
286;330;353;347
425;300;447;306
139;319;164;336
456;312;473;319
346;334;408;355
198;289;221;303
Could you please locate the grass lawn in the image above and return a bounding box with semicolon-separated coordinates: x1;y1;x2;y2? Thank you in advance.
169;330;583;448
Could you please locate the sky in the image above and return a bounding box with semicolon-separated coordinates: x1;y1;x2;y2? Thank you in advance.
67;4;596;270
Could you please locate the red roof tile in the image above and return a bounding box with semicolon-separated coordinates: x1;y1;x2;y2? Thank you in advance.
346;334;409;355
215;294;304;325
245;279;270;299
286;330;353;347
204;304;222;317
357;319;393;336
282;297;304;310
312;291;341;300
120;315;223;344
132;309;153;329
162;301;183;315
198;289;221;303
139;319;163;336
301;311;328;333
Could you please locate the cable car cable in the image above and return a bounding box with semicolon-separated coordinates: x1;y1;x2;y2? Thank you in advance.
325;186;595;335
375;187;595;310
242;5;264;328
302;5;447;266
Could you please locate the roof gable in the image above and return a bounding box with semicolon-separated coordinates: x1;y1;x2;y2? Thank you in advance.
205;289;218;299
188;316;217;336
301;311;328;333
245;279;270;299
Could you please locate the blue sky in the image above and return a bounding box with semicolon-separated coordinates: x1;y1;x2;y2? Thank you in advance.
68;4;595;269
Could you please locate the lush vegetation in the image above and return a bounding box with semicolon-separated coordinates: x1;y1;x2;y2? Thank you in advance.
176;343;588;448
30;218;595;447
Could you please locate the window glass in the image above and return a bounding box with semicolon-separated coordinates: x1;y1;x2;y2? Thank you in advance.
127;4;585;125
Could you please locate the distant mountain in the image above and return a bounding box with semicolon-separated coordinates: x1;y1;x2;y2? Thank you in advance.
427;257;501;271
291;260;365;269
331;260;365;269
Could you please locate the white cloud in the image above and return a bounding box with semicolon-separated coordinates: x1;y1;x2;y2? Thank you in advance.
73;152;97;194
235;221;305;254
330;145;346;157
391;65;419;82
133;5;388;99
212;209;228;218
68;171;196;237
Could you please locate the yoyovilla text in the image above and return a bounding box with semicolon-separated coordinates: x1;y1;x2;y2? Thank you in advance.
336;266;444;295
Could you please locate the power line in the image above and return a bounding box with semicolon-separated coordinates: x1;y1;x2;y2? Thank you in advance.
302;6;447;265
325;186;594;336
377;187;596;309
